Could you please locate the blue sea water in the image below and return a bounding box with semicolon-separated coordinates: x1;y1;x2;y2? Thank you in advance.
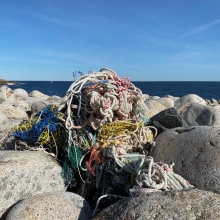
7;81;220;100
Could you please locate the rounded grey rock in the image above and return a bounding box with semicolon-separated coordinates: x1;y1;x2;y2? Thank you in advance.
184;103;220;126
151;126;220;194
6;192;91;220
93;189;220;220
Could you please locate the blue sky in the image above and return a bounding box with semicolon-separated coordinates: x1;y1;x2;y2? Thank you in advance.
0;0;220;81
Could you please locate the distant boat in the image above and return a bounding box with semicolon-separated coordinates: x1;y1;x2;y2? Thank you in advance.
51;81;53;83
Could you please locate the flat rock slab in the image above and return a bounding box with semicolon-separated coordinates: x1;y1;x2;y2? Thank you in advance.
151;126;220;194
0;151;65;217
93;189;220;220
5;192;91;220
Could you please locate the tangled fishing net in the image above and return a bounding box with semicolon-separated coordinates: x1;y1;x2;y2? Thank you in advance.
13;68;194;215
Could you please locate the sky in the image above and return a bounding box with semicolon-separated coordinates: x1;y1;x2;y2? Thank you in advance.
0;0;220;81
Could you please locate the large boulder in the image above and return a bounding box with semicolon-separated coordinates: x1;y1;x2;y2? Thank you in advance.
93;189;220;220
0;104;28;120
0;119;22;149
29;90;49;100
13;88;28;99
174;94;206;117
2;100;30;112
0;112;7;124
165;95;179;102
147;108;187;135
155;97;174;109
0;151;66;217
145;100;166;118
151;126;220;194
0;86;14;101
5;192;91;220
184;103;220;126
30;101;47;115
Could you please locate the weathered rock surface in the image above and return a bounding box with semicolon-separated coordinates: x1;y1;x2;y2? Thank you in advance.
155;97;174;108
148;108;187;135
29;90;49;100
0;86;14;101
0;112;7;124
151;126;220;194
93;189;220;220
30;101;47;115
174;94;206;116
2;100;30;112
0;119;22;149
5;192;91;220
184;103;220;126
0;151;66;217
165;95;179;102
13;88;28;99
0;104;28;120
148;95;160;100
145;100;166;118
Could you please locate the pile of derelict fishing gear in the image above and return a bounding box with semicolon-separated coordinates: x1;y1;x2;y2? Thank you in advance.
13;68;194;215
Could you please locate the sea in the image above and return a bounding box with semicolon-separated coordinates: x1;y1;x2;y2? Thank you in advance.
6;81;220;100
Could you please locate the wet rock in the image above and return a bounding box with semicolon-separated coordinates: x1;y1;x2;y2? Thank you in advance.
13;88;28;99
184;103;220;126
0;86;14;101
0;151;66;217
155;97;174;108
148;108;187;135
5;192;91;220
151;126;220;194
174;94;206;117
29;90;49;100
0;104;28;120
93;189;220;220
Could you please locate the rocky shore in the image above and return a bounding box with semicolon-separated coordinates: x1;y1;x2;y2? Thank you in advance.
1;83;220;219
0;79;17;85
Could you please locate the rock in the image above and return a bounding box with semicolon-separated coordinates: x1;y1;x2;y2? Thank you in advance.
0;104;28;120
165;95;180;102
145;100;166;118
174;94;206;117
13;88;28;99
151;126;220;194
93;189;220;220
0;86;14;101
5;192;91;220
142;94;149;101
147;108;187;135
184;103;220;126
29;90;49;100
2;100;30;112
45;95;62;105
0;151;66;217
31;101;47;115
0;119;22;149
148;95;160;100
155;97;174;108
211;98;218;105
0;112;7;124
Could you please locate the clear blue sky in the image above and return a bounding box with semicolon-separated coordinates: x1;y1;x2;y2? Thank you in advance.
1;0;220;81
